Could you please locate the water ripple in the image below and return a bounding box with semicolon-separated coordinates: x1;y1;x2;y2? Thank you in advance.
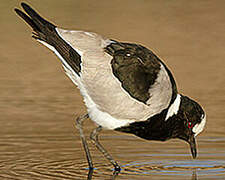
121;160;225;177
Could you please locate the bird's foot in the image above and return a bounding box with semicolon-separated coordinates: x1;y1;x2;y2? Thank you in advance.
114;165;121;172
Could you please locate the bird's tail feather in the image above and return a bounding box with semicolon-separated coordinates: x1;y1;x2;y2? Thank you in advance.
15;2;81;75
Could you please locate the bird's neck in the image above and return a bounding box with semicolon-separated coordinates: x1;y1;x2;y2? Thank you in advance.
115;109;174;141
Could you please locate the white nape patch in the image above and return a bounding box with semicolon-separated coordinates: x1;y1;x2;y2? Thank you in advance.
165;94;181;121
193;114;206;136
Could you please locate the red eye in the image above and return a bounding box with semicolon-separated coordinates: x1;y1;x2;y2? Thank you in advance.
184;112;194;129
187;121;194;129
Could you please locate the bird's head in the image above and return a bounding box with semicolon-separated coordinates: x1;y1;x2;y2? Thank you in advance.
170;95;206;159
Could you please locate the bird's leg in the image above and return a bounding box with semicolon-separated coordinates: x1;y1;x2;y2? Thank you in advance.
90;126;121;172
75;114;94;170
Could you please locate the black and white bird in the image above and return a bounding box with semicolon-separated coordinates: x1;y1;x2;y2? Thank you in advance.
15;3;206;172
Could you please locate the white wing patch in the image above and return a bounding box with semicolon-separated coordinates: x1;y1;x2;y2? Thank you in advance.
165;94;181;121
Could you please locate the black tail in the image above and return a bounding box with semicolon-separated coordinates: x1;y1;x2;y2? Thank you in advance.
15;2;56;42
15;2;81;75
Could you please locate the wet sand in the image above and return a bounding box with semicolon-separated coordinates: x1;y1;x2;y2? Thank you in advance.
1;0;225;179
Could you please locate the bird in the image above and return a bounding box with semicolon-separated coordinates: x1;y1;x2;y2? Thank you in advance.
15;2;206;172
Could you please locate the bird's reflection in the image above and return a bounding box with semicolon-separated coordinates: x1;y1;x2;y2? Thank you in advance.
87;169;94;180
111;170;120;180
191;170;197;180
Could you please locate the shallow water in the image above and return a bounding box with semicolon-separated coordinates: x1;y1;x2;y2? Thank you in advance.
1;0;225;179
0;134;225;179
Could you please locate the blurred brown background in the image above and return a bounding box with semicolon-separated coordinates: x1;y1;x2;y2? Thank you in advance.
0;0;225;179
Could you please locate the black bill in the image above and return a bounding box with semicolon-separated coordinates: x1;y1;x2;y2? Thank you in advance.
189;134;197;159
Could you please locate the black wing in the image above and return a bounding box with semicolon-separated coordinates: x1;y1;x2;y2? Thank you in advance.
105;41;177;105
